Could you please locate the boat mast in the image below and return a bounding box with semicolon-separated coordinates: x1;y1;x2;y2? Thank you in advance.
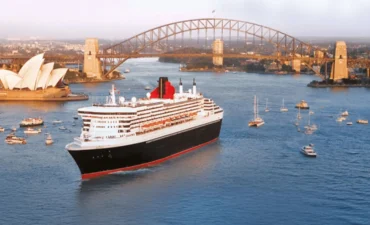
265;98;268;110
254;95;257;120
257;97;259;118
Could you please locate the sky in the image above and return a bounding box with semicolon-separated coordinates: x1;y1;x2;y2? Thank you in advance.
0;0;369;39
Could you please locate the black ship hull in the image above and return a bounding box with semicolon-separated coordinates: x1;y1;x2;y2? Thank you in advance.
19;122;44;127
68;119;222;179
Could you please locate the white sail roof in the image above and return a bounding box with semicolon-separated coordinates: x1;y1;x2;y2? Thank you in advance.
17;53;44;90
18;53;44;78
0;70;21;90
36;62;54;89
47;68;68;87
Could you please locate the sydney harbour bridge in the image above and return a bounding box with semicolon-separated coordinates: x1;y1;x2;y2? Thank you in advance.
1;18;370;80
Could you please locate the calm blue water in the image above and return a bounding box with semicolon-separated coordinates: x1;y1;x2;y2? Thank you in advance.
1;58;370;225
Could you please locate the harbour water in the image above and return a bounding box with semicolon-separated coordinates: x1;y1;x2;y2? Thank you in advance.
1;58;370;225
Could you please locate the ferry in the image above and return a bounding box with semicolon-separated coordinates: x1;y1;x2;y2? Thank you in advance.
65;77;223;179
295;100;309;109
19;118;44;127
5;133;26;145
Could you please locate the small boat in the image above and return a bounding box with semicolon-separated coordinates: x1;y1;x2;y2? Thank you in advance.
304;128;314;135
280;98;288;112
346;122;353;125
45;134;53;145
20;118;44;127
233;71;237;74
72;122;76;126
265;98;270;112
24;127;41;134
0;127;4;132
309;110;314;115
249;95;265;127
124;69;130;73
11;127;17;132
295;100;309;109
225;70;229;73
341;110;349;116
53;120;63;124
59;126;67;130
73;116;78;120
144;86;151;90
301;145;317;157
357;119;368;124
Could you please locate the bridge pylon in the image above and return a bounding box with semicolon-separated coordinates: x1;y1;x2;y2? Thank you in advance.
330;41;348;81
83;38;103;79
212;39;223;66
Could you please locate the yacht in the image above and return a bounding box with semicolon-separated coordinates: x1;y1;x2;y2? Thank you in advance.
0;127;4;132
280;99;288;112
265;98;270;112
341;110;349;116
24;127;42;134
45;134;54;145
301;145;317;157
249;95;265;127
357;119;368;124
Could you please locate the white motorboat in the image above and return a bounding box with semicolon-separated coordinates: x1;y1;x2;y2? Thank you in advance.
280;98;288;112
53;120;63;124
59;126;67;130
124;69;130;73
341;110;349;116
346;122;353;125
309;110;314;115
45;134;54;145
357;119;368;124
249;95;265;127
145;86;151;90
301;145;317;157
24;127;41;134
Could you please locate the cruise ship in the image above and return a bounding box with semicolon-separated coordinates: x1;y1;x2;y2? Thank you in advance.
66;77;223;179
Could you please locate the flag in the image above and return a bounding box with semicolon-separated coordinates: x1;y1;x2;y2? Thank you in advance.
212;10;215;13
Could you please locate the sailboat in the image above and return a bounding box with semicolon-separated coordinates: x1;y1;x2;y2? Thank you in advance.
280;98;288;112
304;112;317;132
265;98;270;112
249;95;265;127
297;107;302;120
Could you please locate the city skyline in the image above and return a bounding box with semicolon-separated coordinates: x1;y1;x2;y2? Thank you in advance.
1;0;370;39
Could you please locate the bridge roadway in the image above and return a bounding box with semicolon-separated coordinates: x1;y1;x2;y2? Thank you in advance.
1;53;369;68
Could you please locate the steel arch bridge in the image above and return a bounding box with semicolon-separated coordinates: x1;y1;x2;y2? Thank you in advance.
98;18;326;76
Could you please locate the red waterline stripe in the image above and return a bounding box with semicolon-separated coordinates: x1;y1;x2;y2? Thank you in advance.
81;138;218;180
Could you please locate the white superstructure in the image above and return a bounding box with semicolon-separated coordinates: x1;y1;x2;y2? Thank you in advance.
67;79;223;150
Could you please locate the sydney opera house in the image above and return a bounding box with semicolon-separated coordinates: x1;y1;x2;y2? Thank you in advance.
0;53;87;101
